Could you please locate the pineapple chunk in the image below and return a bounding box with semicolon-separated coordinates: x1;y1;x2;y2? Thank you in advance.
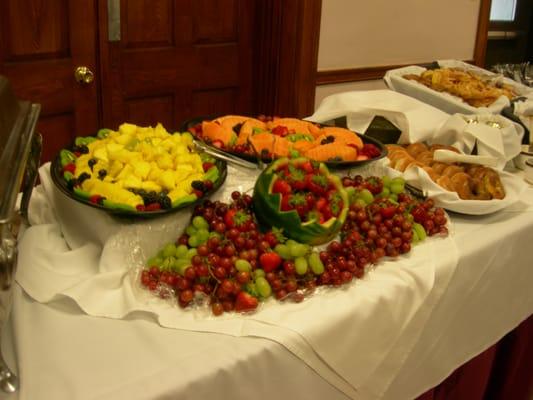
156;153;173;170
141;181;162;193
122;175;143;190
116;164;134;180
119;123;137;136
133;160;151;179
108;160;124;178
158;170;176;190
168;188;188;202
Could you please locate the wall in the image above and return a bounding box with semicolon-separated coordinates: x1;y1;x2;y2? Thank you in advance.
315;0;482;109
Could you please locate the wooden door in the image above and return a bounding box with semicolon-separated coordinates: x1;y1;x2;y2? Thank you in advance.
0;0;99;163
98;0;255;131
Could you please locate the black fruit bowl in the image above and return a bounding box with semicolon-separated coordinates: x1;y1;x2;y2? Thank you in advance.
180;115;388;169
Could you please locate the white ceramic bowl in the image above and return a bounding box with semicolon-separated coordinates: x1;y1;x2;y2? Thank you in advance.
513;145;533;170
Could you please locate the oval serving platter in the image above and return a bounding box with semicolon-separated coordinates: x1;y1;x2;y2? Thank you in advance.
180;115;387;169
51;131;227;218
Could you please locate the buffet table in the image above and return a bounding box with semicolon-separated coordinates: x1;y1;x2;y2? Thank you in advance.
0;169;531;400
3;91;533;400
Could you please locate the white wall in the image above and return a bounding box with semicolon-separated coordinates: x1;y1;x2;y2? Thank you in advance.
315;0;481;109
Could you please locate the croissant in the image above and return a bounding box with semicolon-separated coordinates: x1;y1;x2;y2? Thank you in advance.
386;143;505;200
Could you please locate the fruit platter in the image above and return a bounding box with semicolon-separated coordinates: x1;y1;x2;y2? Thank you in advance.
183;115;386;167
51;123;227;217
140;157;449;315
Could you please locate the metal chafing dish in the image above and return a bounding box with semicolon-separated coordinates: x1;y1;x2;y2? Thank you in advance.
0;76;41;393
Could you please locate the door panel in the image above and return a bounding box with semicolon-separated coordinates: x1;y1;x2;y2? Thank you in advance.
0;0;99;163
98;0;254;131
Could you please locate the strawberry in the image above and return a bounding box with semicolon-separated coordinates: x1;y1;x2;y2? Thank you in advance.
361;143;381;158
235;291;259;312
63;163;76;174
259;252;282;272
202;162;215;172
271;125;289;137
145;202;162;211
224;209;251;231
280;195;291;211
316;197;328;212
300;160;314;174
272;179;292;195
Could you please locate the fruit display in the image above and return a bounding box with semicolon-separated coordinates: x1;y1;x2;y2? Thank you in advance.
386;143;506;200
403;67;517;107
53;123;225;214
140;173;448;316
187;115;384;164
252;158;348;245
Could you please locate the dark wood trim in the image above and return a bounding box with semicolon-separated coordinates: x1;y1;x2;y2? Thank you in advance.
316;60;475;86
254;0;322;117
316;64;411;86
474;0;491;67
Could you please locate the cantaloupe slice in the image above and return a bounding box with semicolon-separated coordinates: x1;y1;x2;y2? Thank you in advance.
292;140;317;154
236;118;266;145
272;136;290;157
316;126;364;149
213;115;250;131
248;132;275;156
201;121;236;147
304;142;358;162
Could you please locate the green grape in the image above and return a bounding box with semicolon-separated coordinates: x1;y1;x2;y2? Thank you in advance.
354;198;367;207
412;223;426;241
161;243;177;258
274;244;291;260
196;228;210;244
253;269;266;279
146;256;163;267
188;235;200;248
161;256;175;271
389;193;398;202
185;225;197;237
289;242;309;258
295;256;309;275
379;187;390;198
173;258;191;275
235;259;252;272
411;228;420;245
359;188;374;205
255;276;272;298
192;216;209;230
175;244;189;259
307;252;324;275
382;175;392;188
390;178;405;194
285;239;298;247
186;248;198;259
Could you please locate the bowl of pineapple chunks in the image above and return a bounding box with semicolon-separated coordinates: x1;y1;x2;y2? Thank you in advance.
51;122;227;217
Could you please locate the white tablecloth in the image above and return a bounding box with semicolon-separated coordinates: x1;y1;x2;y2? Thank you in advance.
3;91;533;400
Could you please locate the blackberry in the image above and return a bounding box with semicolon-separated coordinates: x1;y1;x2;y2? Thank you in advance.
72;144;89;154
232;123;243;134
159;195;172;210
191;180;205;191
144;191;158;205
77;172;91;185
98;169;107;179
88;158;98;170
321;135;335;145
67;177;78;190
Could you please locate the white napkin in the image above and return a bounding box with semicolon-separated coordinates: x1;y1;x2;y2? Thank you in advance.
16;162;460;399
513;96;533;139
386;162;527;215
308;89;449;144
431;114;524;170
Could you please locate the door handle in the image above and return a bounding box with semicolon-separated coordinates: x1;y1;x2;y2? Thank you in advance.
107;0;121;42
74;66;95;84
